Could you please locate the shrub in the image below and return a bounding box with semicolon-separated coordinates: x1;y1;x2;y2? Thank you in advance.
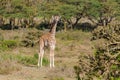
21;30;42;47
74;24;120;80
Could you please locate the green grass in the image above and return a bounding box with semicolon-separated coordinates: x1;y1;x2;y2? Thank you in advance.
16;53;49;66
0;53;49;66
56;30;91;41
110;77;120;80
50;77;64;80
0;40;18;51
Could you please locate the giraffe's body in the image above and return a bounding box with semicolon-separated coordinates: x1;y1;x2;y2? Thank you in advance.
38;15;60;68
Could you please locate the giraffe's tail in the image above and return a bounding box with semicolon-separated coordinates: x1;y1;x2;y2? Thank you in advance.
32;39;39;47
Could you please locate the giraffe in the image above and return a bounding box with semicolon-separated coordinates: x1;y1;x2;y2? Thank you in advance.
38;15;61;68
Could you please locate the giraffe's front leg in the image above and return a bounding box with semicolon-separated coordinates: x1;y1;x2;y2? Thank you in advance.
38;53;40;67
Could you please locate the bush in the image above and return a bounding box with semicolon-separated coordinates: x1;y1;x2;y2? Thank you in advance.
21;30;42;47
74;51;120;80
74;24;120;80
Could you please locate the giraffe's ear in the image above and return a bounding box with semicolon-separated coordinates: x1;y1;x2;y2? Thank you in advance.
50;15;54;23
51;15;54;19
58;15;61;18
55;15;61;21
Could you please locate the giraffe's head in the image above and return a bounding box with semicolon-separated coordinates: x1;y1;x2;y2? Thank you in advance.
54;15;61;22
50;15;61;23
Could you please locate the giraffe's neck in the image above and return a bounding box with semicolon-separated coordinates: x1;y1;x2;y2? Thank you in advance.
49;21;58;37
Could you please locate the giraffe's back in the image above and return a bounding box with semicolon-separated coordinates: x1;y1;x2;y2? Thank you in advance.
40;32;56;47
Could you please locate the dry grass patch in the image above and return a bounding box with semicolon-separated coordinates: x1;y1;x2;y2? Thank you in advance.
0;53;21;75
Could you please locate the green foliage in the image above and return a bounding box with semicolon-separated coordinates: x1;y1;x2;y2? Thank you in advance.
0;0;38;18
86;0;101;18
58;4;77;19
0;0;120;32
0;0;119;20
92;24;120;52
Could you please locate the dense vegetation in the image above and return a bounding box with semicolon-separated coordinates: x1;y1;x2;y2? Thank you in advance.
0;0;120;80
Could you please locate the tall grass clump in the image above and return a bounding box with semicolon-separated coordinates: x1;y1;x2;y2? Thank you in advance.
0;40;18;51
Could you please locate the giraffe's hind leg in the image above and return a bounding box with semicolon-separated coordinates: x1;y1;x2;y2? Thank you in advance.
38;48;44;67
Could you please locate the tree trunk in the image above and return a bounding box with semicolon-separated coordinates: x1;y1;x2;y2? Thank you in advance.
64;21;67;32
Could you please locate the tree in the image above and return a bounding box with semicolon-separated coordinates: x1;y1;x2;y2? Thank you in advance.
88;0;120;26
58;0;88;30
